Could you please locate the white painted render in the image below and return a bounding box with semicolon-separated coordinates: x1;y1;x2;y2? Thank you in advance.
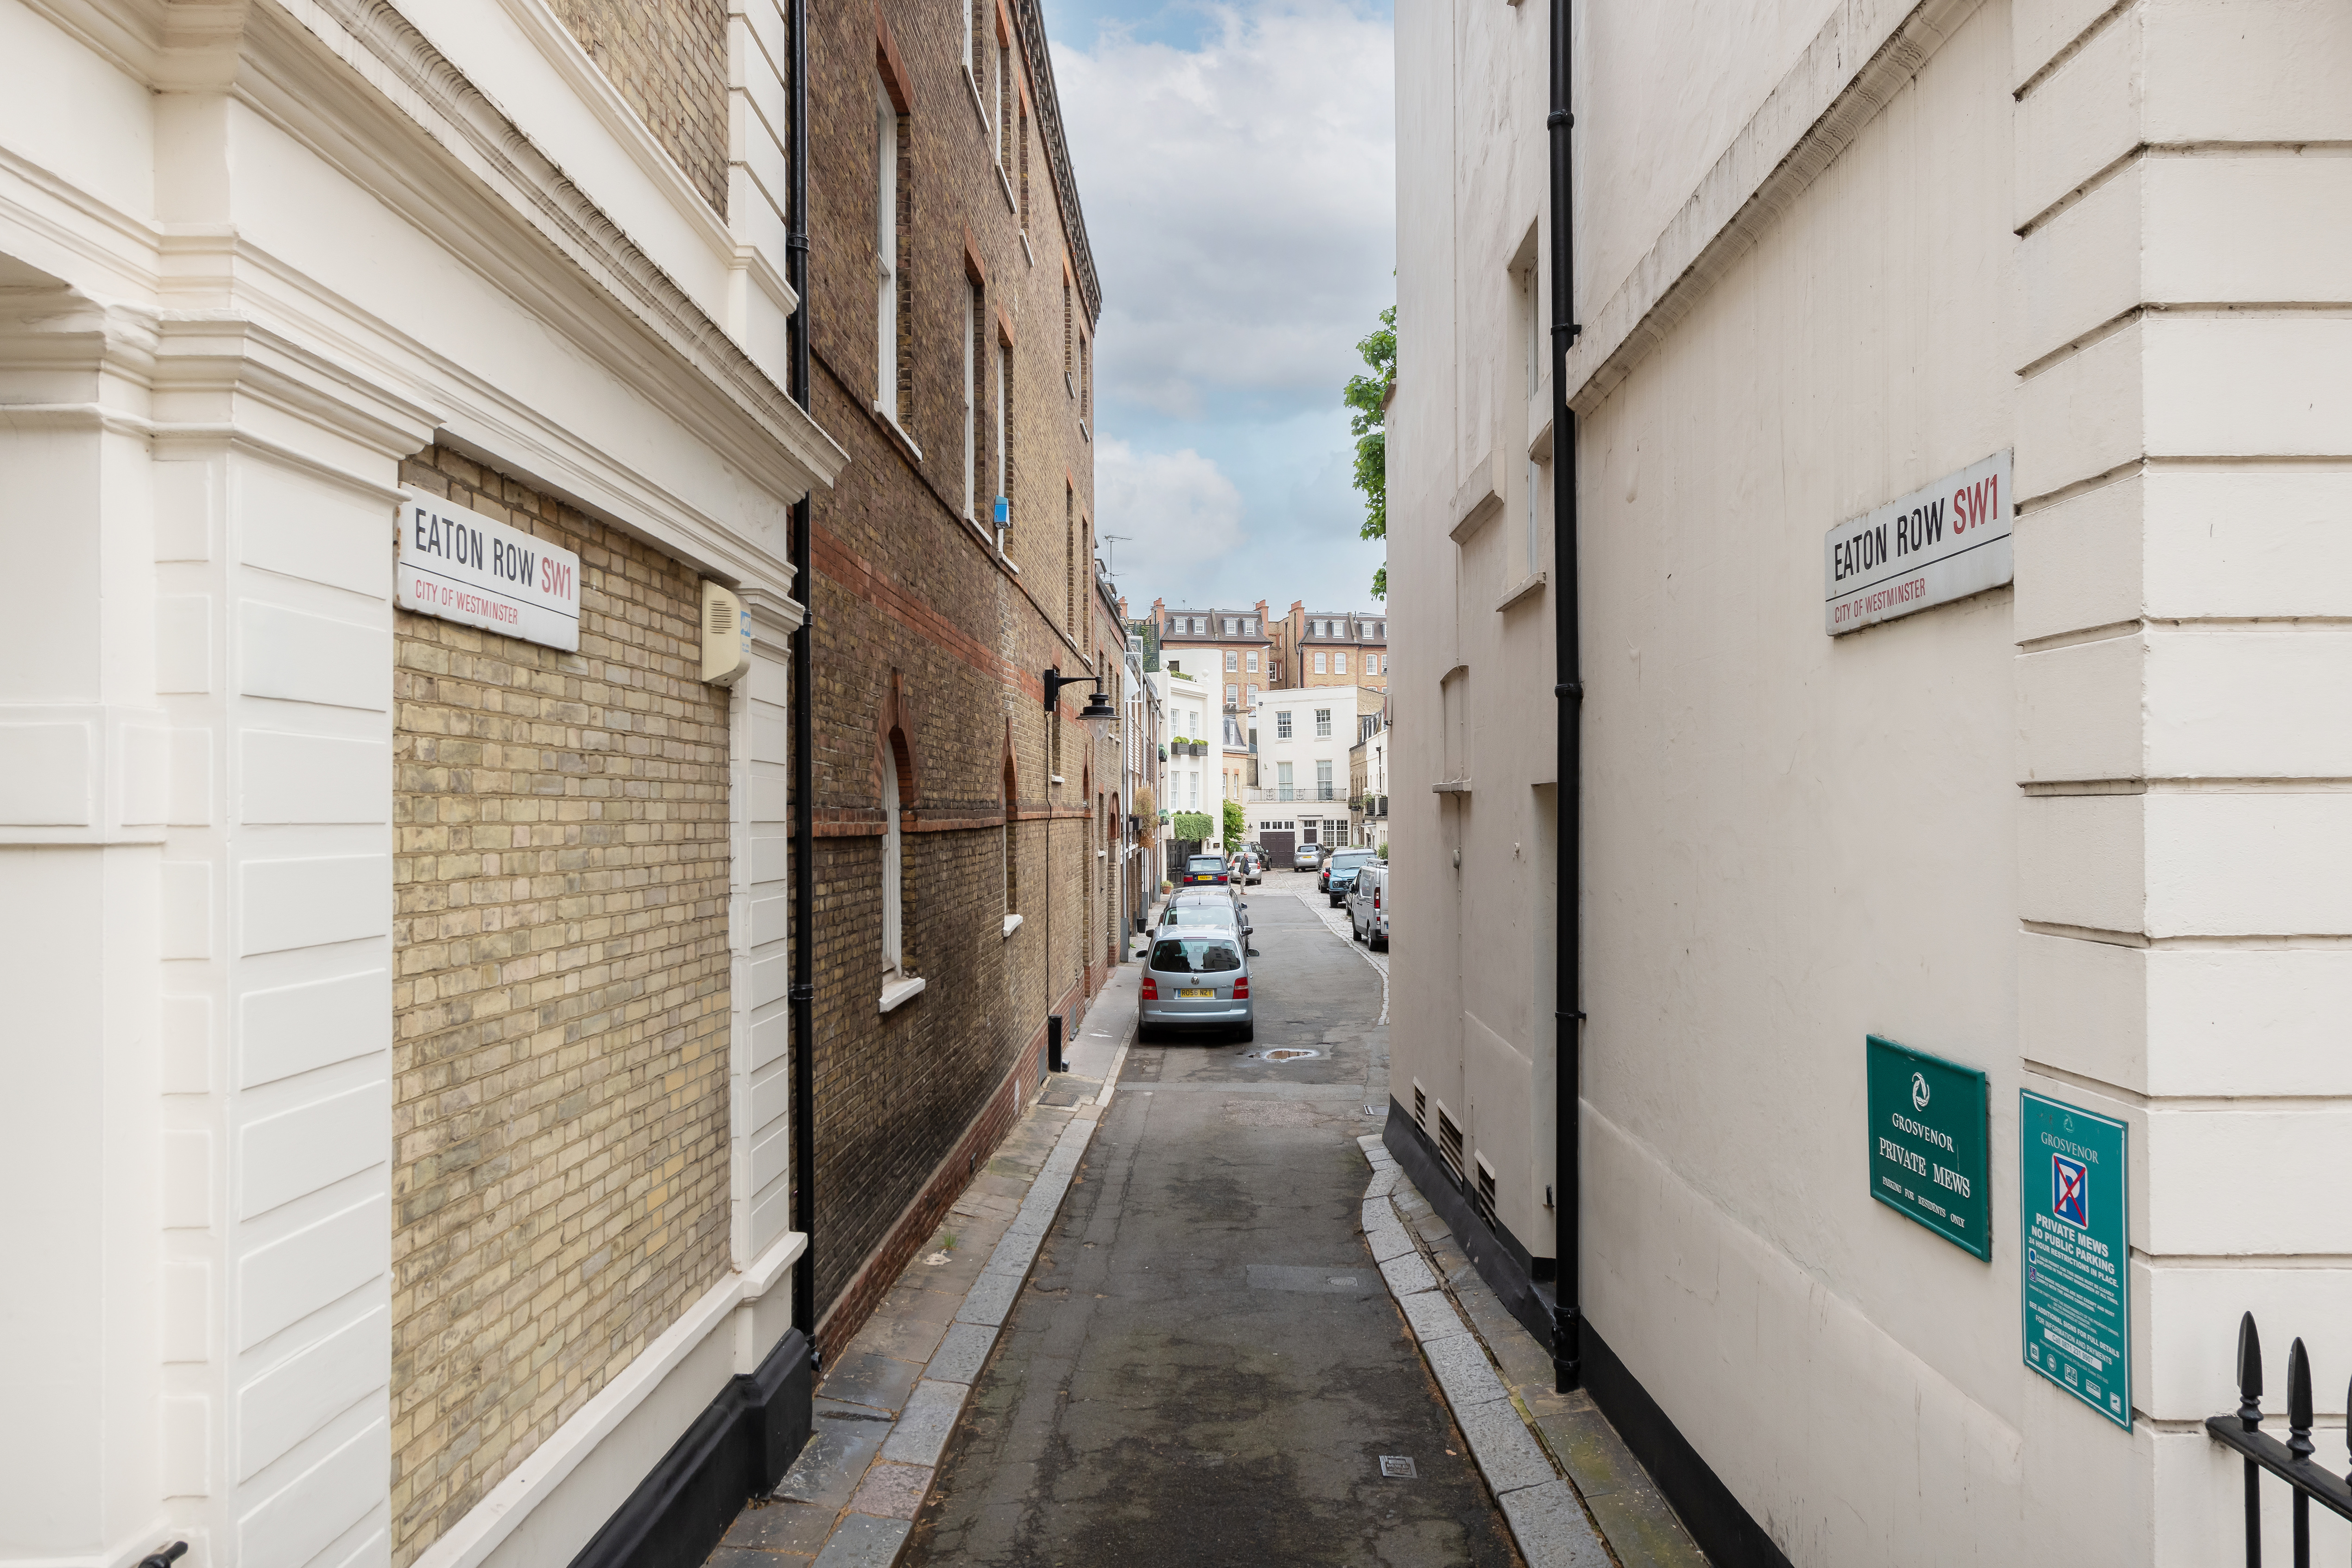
0;4;837;1566
1393;0;2352;1562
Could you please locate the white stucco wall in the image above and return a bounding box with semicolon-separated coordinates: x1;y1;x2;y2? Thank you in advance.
1393;0;2352;1562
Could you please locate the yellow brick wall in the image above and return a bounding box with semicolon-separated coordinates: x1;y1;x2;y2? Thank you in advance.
389;447;733;1565
547;0;730;215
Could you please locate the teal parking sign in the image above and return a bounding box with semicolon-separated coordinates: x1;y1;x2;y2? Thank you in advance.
2020;1091;2131;1430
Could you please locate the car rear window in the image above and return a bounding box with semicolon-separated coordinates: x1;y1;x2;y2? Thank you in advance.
1331;852;1375;869
1149;937;1242;973
1186;856;1225;872
1161;905;1231;927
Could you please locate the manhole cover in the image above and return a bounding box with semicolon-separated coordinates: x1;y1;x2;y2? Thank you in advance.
1245;1048;1320;1062
1379;1455;1417;1479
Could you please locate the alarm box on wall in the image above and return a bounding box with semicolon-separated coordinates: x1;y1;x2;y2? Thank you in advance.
702;581;752;686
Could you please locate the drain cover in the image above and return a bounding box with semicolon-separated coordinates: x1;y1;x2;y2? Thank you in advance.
1245;1047;1320;1063
1379;1455;1417;1479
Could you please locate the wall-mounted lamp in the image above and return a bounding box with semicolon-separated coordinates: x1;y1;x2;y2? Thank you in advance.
1044;665;1118;741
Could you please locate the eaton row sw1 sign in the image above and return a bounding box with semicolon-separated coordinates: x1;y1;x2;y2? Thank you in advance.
398;490;582;652
1824;450;2012;635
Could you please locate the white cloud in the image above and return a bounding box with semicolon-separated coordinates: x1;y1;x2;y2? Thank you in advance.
1056;0;1396;421
1094;437;1247;582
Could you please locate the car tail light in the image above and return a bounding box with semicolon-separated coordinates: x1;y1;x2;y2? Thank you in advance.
1373;892;1380;908
1140;976;1157;999
1232;976;1249;999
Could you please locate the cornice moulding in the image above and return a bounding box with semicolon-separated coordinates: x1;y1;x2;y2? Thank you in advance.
1565;0;1984;419
251;0;845;491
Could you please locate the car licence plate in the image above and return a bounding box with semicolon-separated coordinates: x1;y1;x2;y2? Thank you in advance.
1178;988;1214;999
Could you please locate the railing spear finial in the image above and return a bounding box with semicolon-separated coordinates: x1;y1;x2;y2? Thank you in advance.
2236;1310;2264;1432
2287;1338;2315;1465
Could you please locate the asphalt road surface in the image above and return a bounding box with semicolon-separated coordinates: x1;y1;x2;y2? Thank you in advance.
904;879;1522;1567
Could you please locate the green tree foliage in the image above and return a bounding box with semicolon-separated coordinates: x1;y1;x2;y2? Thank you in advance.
1345;305;1396;600
1222;798;1246;847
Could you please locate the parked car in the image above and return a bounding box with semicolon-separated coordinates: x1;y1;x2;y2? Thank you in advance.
1321;847;1379;906
1347;862;1389;949
1229;847;1263;884
1179;853;1230;888
1291;841;1323;872
1138;928;1252;1043
1162;891;1250;942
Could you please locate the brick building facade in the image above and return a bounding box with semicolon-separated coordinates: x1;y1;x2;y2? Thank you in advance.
0;0;845;1565
389;448;738;1562
1148;598;1276;711
1272;601;1390;690
794;0;1107;1361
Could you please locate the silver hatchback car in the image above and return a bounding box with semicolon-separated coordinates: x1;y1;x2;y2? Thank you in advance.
1138;928;1253;1043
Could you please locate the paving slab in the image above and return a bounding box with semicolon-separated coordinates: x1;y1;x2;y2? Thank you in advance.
847;1462;932;1520
811;1513;911;1568
815;1349;922;1415
878;1378;969;1467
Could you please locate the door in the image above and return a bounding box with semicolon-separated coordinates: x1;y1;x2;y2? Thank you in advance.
1260;829;1295;867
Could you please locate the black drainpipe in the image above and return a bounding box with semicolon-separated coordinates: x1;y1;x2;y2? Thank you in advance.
1547;0;1584;1394
786;0;818;1363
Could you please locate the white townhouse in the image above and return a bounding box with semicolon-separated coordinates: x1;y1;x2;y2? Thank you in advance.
1391;0;2352;1564
0;6;841;1568
1151;665;1215;851
1242;684;1382;866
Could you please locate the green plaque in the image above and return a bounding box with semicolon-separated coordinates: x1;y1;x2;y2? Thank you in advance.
2020;1091;2131;1430
1865;1036;1990;1259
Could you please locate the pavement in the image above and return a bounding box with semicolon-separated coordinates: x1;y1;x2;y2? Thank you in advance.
901;879;1524;1566
701;967;1138;1567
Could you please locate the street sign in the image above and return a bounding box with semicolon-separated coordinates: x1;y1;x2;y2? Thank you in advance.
1824;450;2012;634
2020;1091;2132;1429
1865;1036;1990;1260
397;490;582;651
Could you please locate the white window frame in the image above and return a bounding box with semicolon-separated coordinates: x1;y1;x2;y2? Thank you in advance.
963;282;978;517
1315;709;1332;738
1335;652;1347;674
1225;650;1238;671
1276;711;1293;740
874;79;898;412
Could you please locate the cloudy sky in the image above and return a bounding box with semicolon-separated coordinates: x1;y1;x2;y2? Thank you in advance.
1043;0;1396;619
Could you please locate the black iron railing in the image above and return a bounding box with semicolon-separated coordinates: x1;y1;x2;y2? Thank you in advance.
2207;1312;2352;1567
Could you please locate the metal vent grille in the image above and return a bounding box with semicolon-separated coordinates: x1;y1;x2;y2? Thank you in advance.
1473;1160;1498;1229
1412;1081;1427;1131
1436;1107;1465;1187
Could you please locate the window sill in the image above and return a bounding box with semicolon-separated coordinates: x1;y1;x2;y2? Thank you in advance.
1050;774;1065;785
879;974;928;1013
872;401;924;464
1002;913;1024;939
966;68;989;133
1021;229;1035;266
1496;570;1547;613
1431;779;1472;796
998;164;1018;214
1066;370;1075;399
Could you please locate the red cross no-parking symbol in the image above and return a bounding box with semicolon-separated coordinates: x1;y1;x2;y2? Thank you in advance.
2052;1153;2089;1229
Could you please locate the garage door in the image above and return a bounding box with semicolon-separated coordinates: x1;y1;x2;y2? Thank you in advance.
1259;829;1295;866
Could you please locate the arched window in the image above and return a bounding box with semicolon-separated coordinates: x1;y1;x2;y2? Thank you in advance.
881;739;904;976
1003;753;1019;923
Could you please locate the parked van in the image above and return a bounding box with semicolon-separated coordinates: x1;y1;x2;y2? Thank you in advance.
1347;862;1389;950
